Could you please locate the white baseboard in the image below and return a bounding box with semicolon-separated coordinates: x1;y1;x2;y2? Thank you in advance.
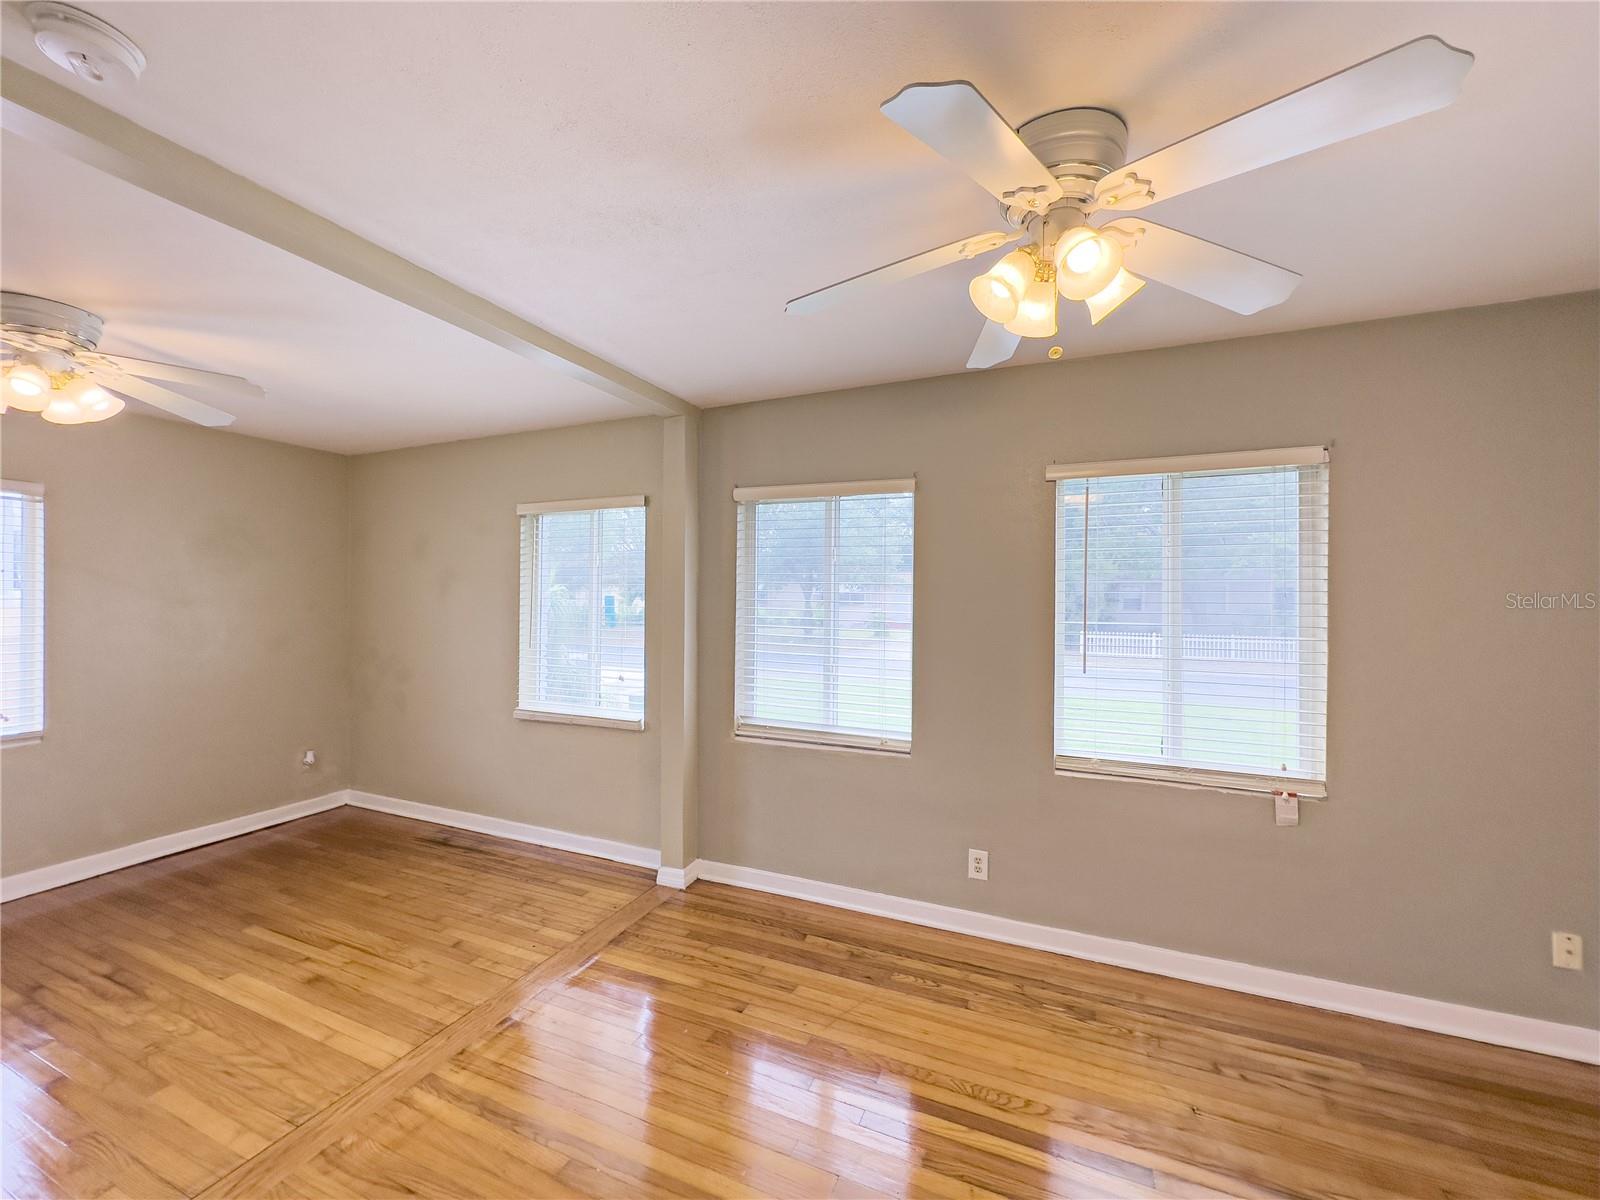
5;789;1591;1064
696;860;1600;1065
656;858;703;889
346;789;660;871
1;788;660;903
0;791;347;903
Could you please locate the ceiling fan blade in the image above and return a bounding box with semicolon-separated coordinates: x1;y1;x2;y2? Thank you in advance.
966;321;1021;370
94;371;236;427
85;353;264;401
785;229;1020;315
1;329;57;357
881;82;1063;209
1104;219;1301;315
1095;36;1473;211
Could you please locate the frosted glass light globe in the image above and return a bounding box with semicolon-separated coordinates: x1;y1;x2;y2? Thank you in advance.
1003;277;1058;338
1054;228;1124;301
63;376;123;422
4;364;51;410
968;249;1035;323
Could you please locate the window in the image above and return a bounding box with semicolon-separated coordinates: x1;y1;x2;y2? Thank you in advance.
516;496;646;729
734;480;914;752
1051;448;1328;796
1;481;44;741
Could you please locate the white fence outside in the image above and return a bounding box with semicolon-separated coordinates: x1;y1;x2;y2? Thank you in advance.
1067;631;1299;663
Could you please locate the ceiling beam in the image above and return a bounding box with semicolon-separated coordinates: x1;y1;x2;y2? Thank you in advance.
1;63;693;418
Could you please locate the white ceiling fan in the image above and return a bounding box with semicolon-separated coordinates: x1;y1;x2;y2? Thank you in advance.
0;292;256;426
787;37;1474;370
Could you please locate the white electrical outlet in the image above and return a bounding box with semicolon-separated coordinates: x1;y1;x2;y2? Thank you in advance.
301;749;317;768
967;849;989;881
1552;932;1583;970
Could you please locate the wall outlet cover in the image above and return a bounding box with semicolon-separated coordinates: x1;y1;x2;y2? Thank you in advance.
1553;932;1583;970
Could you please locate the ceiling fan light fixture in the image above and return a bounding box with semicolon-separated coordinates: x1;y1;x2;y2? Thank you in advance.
41;393;88;425
4;362;51;403
88;392;125;421
1064;239;1102;274
6;369;46;397
801;41;1473;368
68;376;123;421
968;275;1019;324
1003;276;1058;339
3;293;245;428
1053;227;1123;301
4;385;51;412
968;249;1034;323
39;376;114;425
1085;269;1147;325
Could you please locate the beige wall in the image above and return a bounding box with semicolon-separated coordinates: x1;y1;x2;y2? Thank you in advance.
347;418;663;849
696;293;1600;1028
0;413;349;875
4;295;1595;1031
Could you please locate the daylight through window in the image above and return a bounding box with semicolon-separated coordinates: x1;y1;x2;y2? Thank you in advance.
1;481;45;741
734;481;914;752
1052;450;1328;794
517;497;646;728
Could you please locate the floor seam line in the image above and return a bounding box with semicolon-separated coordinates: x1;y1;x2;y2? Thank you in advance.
192;883;672;1200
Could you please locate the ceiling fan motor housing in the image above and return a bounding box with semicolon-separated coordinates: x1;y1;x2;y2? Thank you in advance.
1;292;105;353
1015;107;1130;209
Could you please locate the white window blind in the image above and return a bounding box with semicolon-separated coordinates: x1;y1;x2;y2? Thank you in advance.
517;498;646;728
1052;451;1328;795
735;481;914;752
1;482;44;741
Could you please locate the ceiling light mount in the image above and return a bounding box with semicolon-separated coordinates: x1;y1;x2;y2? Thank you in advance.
26;2;146;86
1;292;104;352
1015;108;1129;208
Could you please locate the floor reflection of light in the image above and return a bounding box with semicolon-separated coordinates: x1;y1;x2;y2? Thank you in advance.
581;973;659;1041
2;1058;58;1190
737;1034;915;1195
527;951;922;1194
512;973;659;1078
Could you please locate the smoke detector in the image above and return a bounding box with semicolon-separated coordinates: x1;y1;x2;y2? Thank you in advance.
26;2;145;86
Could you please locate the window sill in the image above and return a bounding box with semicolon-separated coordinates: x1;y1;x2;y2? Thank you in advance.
734;725;910;757
514;709;644;732
1054;759;1326;800
1;734;42;749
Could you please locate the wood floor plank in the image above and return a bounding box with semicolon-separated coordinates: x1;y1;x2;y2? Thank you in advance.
195;885;673;1199
1;809;656;1198
266;878;1597;1200
3;813;1595;1199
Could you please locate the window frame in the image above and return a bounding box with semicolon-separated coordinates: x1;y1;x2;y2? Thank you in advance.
514;494;647;732
732;478;915;755
1047;448;1329;798
1;480;45;744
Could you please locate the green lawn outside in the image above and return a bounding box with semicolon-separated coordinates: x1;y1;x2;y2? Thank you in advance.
1058;695;1297;769
748;630;911;734
748;629;1302;772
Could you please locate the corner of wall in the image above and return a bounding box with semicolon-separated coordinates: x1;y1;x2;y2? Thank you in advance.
340;448;358;795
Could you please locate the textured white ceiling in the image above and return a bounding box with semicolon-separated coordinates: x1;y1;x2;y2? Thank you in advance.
0;134;641;452
2;1;1596;450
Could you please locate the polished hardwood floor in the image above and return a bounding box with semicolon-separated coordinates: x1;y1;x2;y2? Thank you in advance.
3;810;1596;1199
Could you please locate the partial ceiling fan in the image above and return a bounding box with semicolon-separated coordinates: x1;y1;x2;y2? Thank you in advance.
0;292;256;426
787;37;1473;370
